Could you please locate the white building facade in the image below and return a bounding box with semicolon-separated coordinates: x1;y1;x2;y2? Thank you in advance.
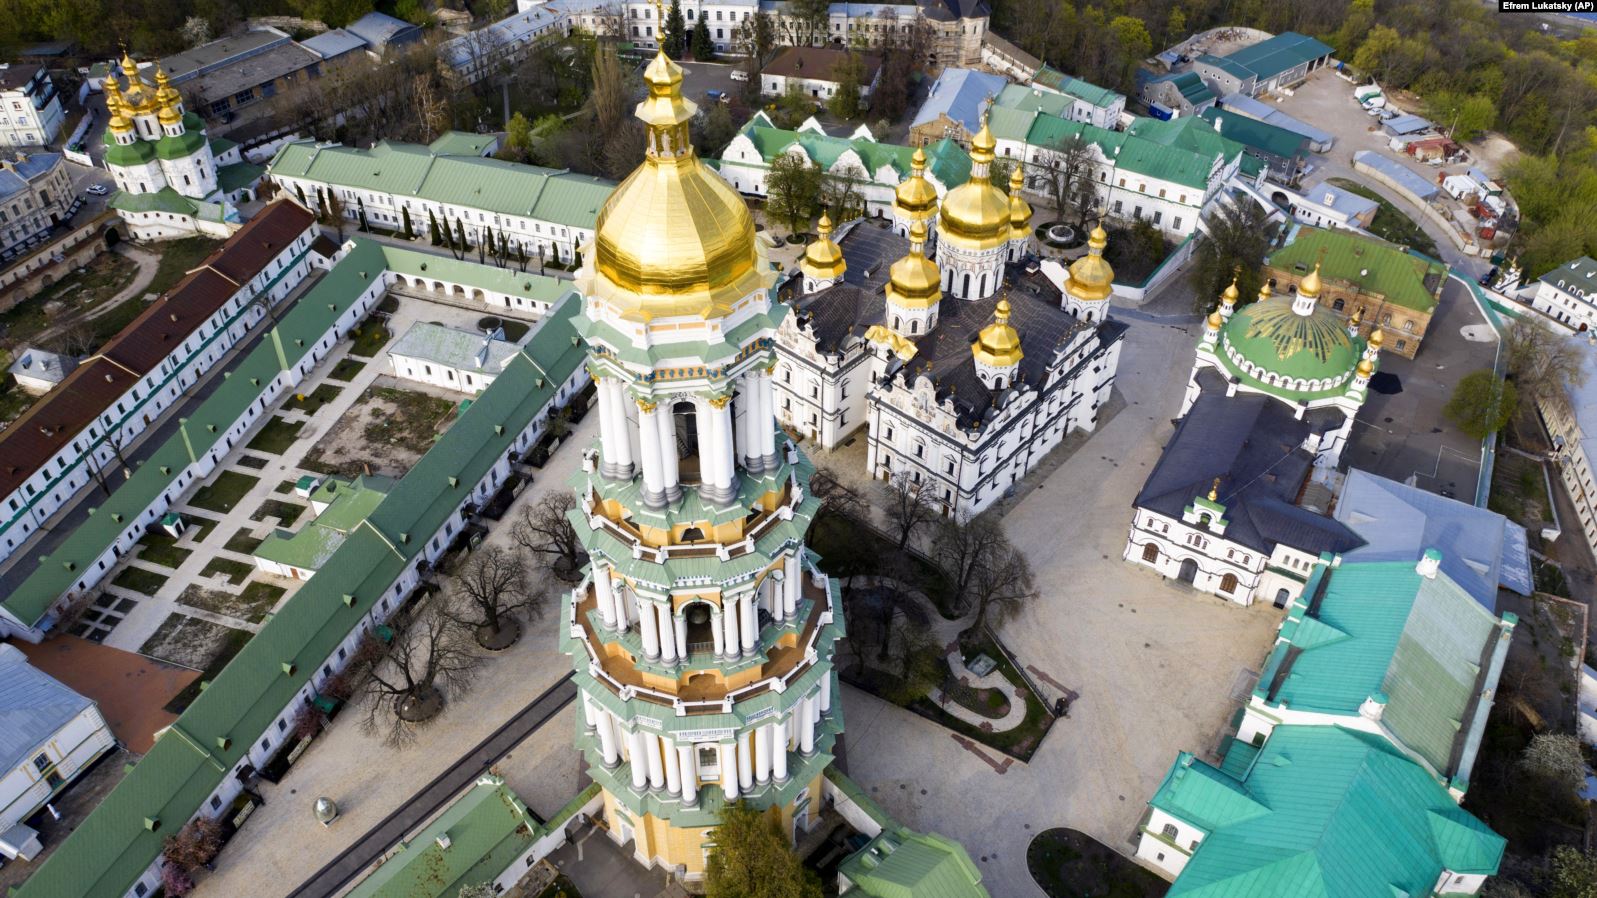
0;65;65;148
1525;257;1597;333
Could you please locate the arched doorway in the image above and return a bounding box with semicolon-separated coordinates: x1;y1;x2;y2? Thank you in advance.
683;601;715;655
1273;588;1291;608
103;227;122;248
1177;559;1198;584
673;400;700;481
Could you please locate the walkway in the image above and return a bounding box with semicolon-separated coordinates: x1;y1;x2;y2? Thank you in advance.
284;675;577;898
84;245;160;320
930;649;1029;732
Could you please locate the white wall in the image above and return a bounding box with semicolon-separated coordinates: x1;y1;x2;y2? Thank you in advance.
1134;806;1204;878
0;704;116;836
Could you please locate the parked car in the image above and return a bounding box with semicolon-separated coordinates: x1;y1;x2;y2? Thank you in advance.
730;68;749;82
85;184;109;196
1478;266;1499;287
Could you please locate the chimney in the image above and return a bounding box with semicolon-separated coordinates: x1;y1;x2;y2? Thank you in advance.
1359;692;1388;721
1416;548;1442;579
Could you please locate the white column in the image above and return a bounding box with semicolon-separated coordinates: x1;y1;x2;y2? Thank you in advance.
737;731;754;791
673;610;688;659
820;670;832;713
657;603;677;663
597;711;619;767
581;694;597;729
757;370;778;464
755;724;772;783
594;570;617;629
612;579;630;630
663;734;682;796
740;589;758;654
772;717;789;782
735;382;751;471
722;595;740;657
629;729;649;790
644;732;665;790
658;403;681;501
709;397;735;498
784;553;801;615
606;380;635;476
678;744;698;806
638;400;666;505
598;379;622;475
720;742;739;800
800;696;816;755
638;598;661;659
768;576;785;624
710;607;725;657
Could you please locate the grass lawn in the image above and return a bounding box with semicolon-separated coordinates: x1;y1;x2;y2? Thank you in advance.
246;416;305;455
250;498;305;527
189;470;261;513
363;387;457;455
112;566;168;595
1327;179;1442;259
329;357;368;381
137;531;192;569
908;630;1054;760
179;581;284;623
201;556;254;586
939;659;1013;718
285;383;343;414
1028;829;1167;898
225;527;264;554
346;323;393;358
184;514;220;544
146;237;223;296
241;581;286;612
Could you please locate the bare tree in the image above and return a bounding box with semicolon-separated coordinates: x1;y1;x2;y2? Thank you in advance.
360;603;480;745
447;546;542;649
318;190;347;240
162;816;224;873
512;492;588;581
1035;134;1100;227
50;321;99;358
882;471;938;551
809;465;868;521
1504;316;1588;404
967;534;1035;639
932;513;1008;618
590;42;629;135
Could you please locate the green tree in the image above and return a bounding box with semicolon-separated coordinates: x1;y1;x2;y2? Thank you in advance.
1425;91;1497;142
590;42;629;135
705;802;824;898
827;52;866;120
428;208;441;246
694;102;738;157
400;205;414;239
663;0;686;59
1444;370;1516;440
1163;6;1186;46
1548;846;1597;898
1188;201;1272;312
1504;316;1589;403
1105;16;1152;95
503;111;535;162
455;218;469;254
1352;25;1401;79
691;16;714;61
771;83;816;130
1519;732;1587;792
765;153;823;236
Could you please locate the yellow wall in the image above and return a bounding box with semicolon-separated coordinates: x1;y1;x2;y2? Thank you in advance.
600;780;819;879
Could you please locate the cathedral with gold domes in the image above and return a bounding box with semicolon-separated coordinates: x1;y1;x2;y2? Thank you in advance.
560;43;986;891
774;112;1126;516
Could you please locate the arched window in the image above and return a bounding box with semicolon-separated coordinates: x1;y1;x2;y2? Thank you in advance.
1219;573;1238;593
910;319;919;334
1331;298;1345;311
1142;543;1159;563
1162;823;1179;839
1403;320;1414;333
962;272;971;296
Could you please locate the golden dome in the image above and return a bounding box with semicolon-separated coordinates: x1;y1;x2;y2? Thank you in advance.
1368;328;1384;348
1356;358;1374;377
894;147;939;221
1298;262;1322;299
973;298;1023;368
801;213;846;282
1066;223;1115;304
154;68;181;110
886;221;942;311
157;99;182;127
937;114;1010;251
1221;273;1240;305
1207;311;1223;330
585;50;771;322
1258;282;1273;301
1007;166;1032;236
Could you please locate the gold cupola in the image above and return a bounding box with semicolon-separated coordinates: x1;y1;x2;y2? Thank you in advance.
117;51;156;114
1291;262;1323;315
1221;272;1240;306
584;47;771;322
800;213;847;283
1066;223;1115;303
1007;166;1032;239
154;68;182;110
104;77;133;134
973;298;1023;368
937;114;1010;251
894;146;939;224
886;221;942;311
157;96;183;127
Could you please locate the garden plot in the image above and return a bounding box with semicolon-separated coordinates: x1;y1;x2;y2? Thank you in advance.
300;381;457;478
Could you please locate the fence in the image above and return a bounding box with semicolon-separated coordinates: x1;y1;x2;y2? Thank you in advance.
1114;233;1196;302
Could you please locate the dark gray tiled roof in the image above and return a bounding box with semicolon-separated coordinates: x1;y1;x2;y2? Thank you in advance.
1135;387;1363;556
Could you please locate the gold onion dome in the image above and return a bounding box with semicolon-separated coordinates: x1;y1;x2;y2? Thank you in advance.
1221;274;1240;305
104;79;133;133
157;98;182;127
1298;262;1323;299
894;147;939;219
154;68;181;109
1207;310;1223;330
1007;166;1032;236
1356;358;1374;377
1368;328;1384;349
801;213;846;281
1066;224;1115;303
937;116;1010;250
886;221;942;310
973;298;1023;368
587;49;769;321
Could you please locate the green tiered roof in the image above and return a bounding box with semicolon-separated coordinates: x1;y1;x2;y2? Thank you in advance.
1217;295;1364;397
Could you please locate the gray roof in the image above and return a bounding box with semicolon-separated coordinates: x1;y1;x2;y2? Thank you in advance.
1302;183;1378;220
169;40;321;104
1135;385;1363;557
0;644;94;772
1537;256;1597;299
8;346;78;384
0;152;61;200
160;28;291;83
388;321;522;375
1334;468;1532;610
1353;151;1439;201
345;12;422;49
1216;93;1333;147
1382;114;1432;136
300;28;367;60
911;68;1010;132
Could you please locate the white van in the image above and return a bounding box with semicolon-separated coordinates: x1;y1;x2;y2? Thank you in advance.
730;68;749;82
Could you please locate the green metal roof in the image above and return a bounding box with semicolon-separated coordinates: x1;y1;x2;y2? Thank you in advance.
1030;65;1121;108
9;244;589;898
736;116;971;189
268;139;614;229
1151;726;1504;898
1199;109;1308;160
994;83;1071;119
1256;560;1508;779
101;137;157;167
426;130;498;157
344;775;535;898
216;161;265;194
154;127;209;161
996;108;1243;191
838;829;989;898
254;475;393;571
1267;228;1444;313
1222;32;1335;82
108;186;196;215
1218;293;1364;386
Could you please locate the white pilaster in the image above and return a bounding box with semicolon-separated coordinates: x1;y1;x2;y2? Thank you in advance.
784;553;801;615
740;589;758;653
738;731;754;790
755;724;772;783
673;608;688;659
757;369;778;467
638;597;661;659
611;579;630;629
800;695;816;755
607;380;634;477
769;576;785;624
629;729;649;790
638;400;666;506
657;602;677;663
678;744;698;806
581;693;597;729
820;670;832;712
595;570;617;629
663;734;682;795
708;396;736;502
644;731;665;790
772;717;789;782
597;712;619;767
735;382;752;470
722;594;740;657
720;742;739;799
658;403;682;503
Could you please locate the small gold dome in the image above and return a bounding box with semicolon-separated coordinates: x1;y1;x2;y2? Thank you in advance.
1368;328;1384;348
1066;223;1115;304
108;108;134;134
1207;311;1223;330
1007;166;1032;237
973;298;1023;368
157;99;182;127
886;221;942;311
894;147;939;221
154;68;181;109
937;115;1010;251
801;213;846;282
586;50;770;321
1221;274;1240;305
1356;358;1374;377
1258;282;1273;301
1299;262;1323;299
